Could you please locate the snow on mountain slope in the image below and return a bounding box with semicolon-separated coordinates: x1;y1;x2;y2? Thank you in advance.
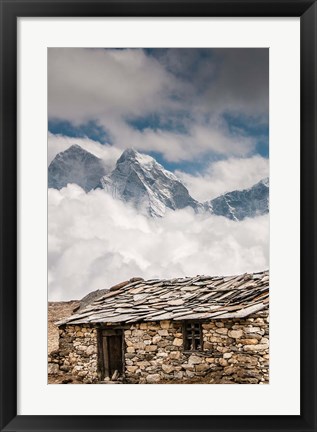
204;178;269;221
48;145;269;220
98;148;199;217
48;144;107;192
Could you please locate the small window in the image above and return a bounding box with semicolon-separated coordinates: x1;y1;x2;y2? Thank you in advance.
183;321;202;351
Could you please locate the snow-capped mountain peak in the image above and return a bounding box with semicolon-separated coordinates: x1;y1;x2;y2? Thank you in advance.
48;145;269;221
116;148;158;174
204;177;269;221
118;148;178;181
48;144;107;192
99;148;198;217
260;177;269;188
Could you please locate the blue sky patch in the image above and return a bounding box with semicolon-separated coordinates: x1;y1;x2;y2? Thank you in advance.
127;112;189;135
48;48;269;173
223;113;269;158
148;151;224;175
48;120;111;144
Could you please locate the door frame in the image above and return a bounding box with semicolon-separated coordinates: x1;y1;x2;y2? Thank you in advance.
97;327;126;380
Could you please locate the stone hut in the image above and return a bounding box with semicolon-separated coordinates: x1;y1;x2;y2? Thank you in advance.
54;271;269;384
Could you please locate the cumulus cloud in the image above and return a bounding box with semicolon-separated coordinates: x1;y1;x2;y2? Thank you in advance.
199;49;269;121
48;185;269;301
176;155;269;201
151;48;269;120
48;48;180;122
106;118;256;162
48;48;268;163
48;132;122;171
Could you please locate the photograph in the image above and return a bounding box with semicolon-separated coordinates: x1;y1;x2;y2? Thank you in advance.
47;47;269;384
1;0;316;427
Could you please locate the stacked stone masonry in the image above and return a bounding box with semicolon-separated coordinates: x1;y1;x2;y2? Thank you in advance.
49;326;98;383
50;311;269;384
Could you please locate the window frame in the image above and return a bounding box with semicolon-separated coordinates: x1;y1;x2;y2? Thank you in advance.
182;321;203;352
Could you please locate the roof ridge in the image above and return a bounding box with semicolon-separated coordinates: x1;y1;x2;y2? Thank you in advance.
56;270;269;326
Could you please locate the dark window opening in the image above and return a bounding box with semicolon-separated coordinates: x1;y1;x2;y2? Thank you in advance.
183;321;202;351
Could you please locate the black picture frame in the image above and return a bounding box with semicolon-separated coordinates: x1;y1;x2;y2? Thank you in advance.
0;1;316;431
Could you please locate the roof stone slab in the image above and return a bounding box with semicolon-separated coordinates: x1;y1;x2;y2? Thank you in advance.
57;270;269;326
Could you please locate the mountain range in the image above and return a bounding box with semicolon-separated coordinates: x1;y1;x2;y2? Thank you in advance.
48;145;269;220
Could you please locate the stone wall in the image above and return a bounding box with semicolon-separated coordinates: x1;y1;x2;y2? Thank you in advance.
48;325;99;383
51;311;269;384
124;311;269;384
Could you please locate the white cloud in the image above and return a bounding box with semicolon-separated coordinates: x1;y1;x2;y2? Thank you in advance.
48;132;122;171
48;48;268;124
48;185;269;301
104;119;255;163
199;49;269;121
151;48;269;120
48;48;179;122
48;48;267;163
176;155;269;201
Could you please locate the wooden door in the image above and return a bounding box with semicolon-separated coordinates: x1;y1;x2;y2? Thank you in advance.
99;329;123;379
108;335;123;375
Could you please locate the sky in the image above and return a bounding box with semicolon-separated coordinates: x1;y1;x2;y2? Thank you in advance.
48;48;269;300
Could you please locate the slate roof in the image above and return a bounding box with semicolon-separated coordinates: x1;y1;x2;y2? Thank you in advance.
57;271;269;325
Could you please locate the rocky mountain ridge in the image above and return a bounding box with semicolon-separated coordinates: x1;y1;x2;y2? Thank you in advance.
48;144;107;192
99;148;199;217
48;145;269;220
204;178;269;221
